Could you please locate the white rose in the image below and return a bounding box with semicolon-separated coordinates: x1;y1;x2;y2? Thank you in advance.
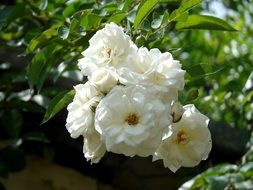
83;130;106;164
153;104;212;172
66;82;103;138
78;23;138;77
90;68;118;93
117;47;185;102
95;85;171;157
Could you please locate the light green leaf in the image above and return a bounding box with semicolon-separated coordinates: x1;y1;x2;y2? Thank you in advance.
39;0;48;11
169;0;202;22
58;25;69;40
42;89;75;124
108;13;127;23
176;15;237;31
80;13;102;31
151;14;163;29
134;0;160;30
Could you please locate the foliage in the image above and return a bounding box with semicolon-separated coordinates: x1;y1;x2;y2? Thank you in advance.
0;0;252;189
179;162;253;190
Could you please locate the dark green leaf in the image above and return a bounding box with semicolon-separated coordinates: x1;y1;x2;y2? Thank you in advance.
39;0;48;11
206;176;229;190
27;43;61;91
26;27;58;53
69;18;79;32
42;89;75;124
134;0;160;30
176;15;237;31
23;132;50;143
0;161;8;178
186;64;205;77
43;146;55;161
58;25;69;40
186;88;199;101
0;4;27;29
1;110;23;138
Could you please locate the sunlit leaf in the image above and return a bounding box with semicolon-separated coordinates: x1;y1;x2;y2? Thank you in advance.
58;25;69;40
134;0;160;30
42;89;75;124
168;0;202;22
39;0;48;11
108;13;127;23
176;15;237;31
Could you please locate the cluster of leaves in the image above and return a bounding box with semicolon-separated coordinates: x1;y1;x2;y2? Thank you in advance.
179;162;253;190
1;0;252;189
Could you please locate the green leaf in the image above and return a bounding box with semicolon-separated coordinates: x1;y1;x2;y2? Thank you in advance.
168;0;202;22
0;161;8;178
27;43;60;90
43;146;55;161
134;0;160;30
58;25;69;40
185;64;224;82
1;110;23;138
26;26;58;53
69;18;79;32
39;0;48;11
0;4;27;30
176;15;237;31
42;89;75;124
23;132;50;143
151;14;163;29
108;13;127;23
186;88;199;101
80;13;102;31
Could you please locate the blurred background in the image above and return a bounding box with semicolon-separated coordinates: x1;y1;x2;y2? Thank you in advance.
0;0;252;189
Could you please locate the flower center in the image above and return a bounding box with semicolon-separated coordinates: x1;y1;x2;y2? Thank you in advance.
104;46;112;58
177;130;189;145
125;113;139;126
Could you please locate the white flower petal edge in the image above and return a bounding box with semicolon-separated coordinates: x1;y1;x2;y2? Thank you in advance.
83;130;106;164
78;23;138;77
66;82;102;138
95;85;172;157
90;68;118;93
153;104;212;172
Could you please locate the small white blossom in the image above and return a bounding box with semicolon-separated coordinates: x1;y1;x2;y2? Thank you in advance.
83;130;106;164
153;104;212;172
95;85;171;157
78;23;138;77
66;82;102;138
90;68;118;93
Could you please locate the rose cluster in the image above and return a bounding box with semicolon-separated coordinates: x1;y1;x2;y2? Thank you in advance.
65;23;212;172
